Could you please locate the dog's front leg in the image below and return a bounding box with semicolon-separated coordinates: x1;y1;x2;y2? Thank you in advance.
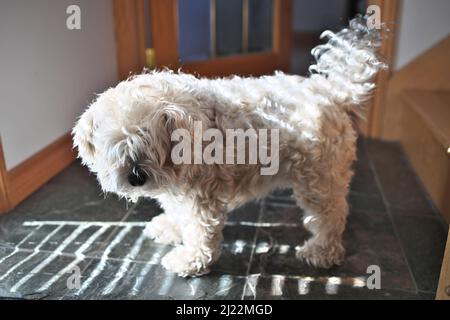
161;198;225;277
145;194;185;245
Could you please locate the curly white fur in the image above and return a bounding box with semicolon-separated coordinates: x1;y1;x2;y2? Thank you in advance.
72;17;385;277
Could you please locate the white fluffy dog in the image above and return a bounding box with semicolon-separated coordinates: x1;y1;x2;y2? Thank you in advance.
73;17;385;277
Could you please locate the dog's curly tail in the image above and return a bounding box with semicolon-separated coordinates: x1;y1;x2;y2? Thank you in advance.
308;15;387;115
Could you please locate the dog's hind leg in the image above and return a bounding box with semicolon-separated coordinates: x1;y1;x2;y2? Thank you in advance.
294;187;349;268
291;146;355;268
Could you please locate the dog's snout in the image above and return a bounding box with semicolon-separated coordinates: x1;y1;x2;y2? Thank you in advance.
128;166;147;187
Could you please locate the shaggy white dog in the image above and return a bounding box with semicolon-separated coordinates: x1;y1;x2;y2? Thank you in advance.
73;17;385;277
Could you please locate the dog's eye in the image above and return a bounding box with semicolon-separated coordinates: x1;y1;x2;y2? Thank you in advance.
128;166;148;186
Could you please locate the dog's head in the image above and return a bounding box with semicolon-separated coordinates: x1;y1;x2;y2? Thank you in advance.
72;74;196;201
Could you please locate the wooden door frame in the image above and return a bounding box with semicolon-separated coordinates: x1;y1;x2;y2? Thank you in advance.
366;0;400;137
0;137;10;213
113;0;147;80
152;0;293;77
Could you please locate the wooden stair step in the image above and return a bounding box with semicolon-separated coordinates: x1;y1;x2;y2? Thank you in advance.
402;90;450;153
400;89;450;224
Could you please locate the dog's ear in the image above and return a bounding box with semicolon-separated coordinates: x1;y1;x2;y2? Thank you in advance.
72;109;96;166
146;104;193;168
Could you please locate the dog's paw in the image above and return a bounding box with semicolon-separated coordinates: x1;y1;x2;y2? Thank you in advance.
144;214;182;245
296;240;345;269
161;246;212;277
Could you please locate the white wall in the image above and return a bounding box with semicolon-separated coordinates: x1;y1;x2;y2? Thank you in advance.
0;0;118;169
395;0;450;70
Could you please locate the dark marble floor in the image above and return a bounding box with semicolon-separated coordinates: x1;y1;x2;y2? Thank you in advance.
0;139;447;300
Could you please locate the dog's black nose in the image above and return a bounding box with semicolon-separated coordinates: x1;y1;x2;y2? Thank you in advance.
128;166;147;187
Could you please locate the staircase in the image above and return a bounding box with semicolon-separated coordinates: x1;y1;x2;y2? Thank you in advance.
400;90;450;223
381;36;450;224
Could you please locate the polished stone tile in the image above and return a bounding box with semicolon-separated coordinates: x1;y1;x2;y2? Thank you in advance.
0;249;93;299
418;291;437;300
227;200;261;223
0;163;130;246
0;225;57;249
348;192;386;213
366;140;440;219
351;139;382;196
244;275;427;300
391;215;448;292
1;274;66;300
248;205;415;292
0;222;116;260
215;226;258;275
62;225;115;257
265;189;296;207
343;210;415;291
125;197;163;222
103;226;149;260
0;139;446;300
62;260;246;300
248;225;309;276
259;201;302;225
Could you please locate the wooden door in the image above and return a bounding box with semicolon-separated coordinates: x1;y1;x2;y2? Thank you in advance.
113;0;292;79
